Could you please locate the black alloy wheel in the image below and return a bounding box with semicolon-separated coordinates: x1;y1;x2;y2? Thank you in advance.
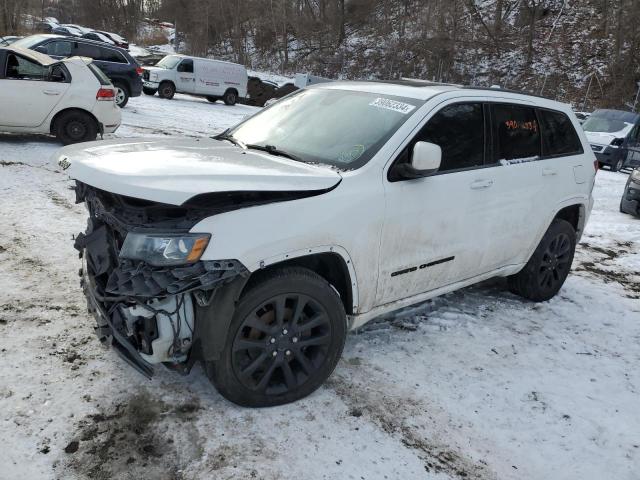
232;293;332;395
537;232;572;291
206;267;346;407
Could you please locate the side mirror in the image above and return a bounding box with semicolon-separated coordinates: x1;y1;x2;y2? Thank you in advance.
391;141;442;180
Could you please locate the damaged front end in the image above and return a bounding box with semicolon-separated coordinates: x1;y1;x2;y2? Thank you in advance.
74;182;248;377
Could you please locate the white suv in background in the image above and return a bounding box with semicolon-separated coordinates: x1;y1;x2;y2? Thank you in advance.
56;81;596;407
0;46;121;144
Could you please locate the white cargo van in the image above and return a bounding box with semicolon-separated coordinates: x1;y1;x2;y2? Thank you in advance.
142;54;248;105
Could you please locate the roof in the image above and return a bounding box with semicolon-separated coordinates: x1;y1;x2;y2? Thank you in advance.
314;79;568;107
1;45;58;66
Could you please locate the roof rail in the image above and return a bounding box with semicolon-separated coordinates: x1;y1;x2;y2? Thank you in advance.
461;85;553;100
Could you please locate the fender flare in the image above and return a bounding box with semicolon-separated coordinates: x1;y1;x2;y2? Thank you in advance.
249;245;360;313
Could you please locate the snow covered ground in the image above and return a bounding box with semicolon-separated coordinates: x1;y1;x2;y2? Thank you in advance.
0;93;638;480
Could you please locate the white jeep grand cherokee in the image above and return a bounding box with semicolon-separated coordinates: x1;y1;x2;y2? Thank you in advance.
56;81;596;407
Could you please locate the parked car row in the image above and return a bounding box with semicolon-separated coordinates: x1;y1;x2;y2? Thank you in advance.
35;19;130;50
13;34;142;107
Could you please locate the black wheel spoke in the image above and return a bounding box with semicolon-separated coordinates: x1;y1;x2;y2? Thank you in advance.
274;296;287;328
233;338;267;352
290;295;308;327
294;350;314;375
243;315;271;333
281;361;297;389
296;333;331;348
239;352;269;379
298;313;329;333
255;359;278;391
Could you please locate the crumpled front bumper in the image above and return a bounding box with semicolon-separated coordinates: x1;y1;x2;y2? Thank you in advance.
81;257;155;377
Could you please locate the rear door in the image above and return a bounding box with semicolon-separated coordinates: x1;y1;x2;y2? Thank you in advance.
176;58;195;93
0;52;69;128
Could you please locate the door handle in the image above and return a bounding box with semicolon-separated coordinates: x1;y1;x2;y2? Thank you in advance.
43;90;60;95
470;179;494;190
542;167;557;176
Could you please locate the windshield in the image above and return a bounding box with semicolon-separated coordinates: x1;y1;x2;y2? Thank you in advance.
156;55;182;69
583;116;634;135
228;88;424;169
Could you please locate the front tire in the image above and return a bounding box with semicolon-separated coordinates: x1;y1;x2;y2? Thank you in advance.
158;81;175;99
206;96;219;103
206;267;347;407
508;219;576;302
611;157;624;172
54;111;98;145
113;82;129;108
223;89;238;106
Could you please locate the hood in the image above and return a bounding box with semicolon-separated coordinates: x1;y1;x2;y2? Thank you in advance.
54;138;342;206
584;125;633;146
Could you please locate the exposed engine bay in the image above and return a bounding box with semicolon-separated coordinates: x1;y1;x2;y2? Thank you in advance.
73;181;249;376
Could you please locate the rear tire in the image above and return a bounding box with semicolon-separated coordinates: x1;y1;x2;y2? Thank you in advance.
206;267;347;407
54;111;98;145
158;81;175;99
223;89;238;106
508;219;576;302
113;82;129;108
143;86;157;96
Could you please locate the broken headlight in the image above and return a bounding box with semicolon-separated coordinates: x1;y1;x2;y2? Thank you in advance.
120;233;210;267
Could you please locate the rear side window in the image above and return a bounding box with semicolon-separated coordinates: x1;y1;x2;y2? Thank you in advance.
538;109;583;156
87;63;111;85
46;41;72;57
99;48;126;63
74;43;101;59
492;104;541;161
415;103;485;172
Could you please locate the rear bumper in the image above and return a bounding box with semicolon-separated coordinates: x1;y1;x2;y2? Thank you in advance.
130;76;143;97
594;147;625;166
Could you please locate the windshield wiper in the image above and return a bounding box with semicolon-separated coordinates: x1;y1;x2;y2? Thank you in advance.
214;130;246;149
245;144;303;163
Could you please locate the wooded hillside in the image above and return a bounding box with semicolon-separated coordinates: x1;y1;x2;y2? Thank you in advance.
3;0;639;109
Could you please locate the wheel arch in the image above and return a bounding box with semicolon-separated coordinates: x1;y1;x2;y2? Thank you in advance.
49;107;99;135
553;203;586;237
243;250;357;316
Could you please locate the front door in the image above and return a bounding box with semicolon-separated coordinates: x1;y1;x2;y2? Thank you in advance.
0;53;69;128
377;102;492;305
176;59;195;94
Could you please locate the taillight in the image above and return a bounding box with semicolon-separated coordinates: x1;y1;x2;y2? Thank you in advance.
136;67;143;76
96;88;115;101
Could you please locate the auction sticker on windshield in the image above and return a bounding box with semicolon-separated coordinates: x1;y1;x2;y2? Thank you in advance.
369;97;416;114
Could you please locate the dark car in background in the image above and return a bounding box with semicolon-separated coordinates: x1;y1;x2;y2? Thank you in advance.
52;26;83;37
583;109;640;172
81;31;115;45
12;34;142;107
620;168;640;217
96;31;129;50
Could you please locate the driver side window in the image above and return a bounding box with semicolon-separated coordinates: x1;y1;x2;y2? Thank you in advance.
4;54;47;81
178;59;193;73
390;103;486;180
